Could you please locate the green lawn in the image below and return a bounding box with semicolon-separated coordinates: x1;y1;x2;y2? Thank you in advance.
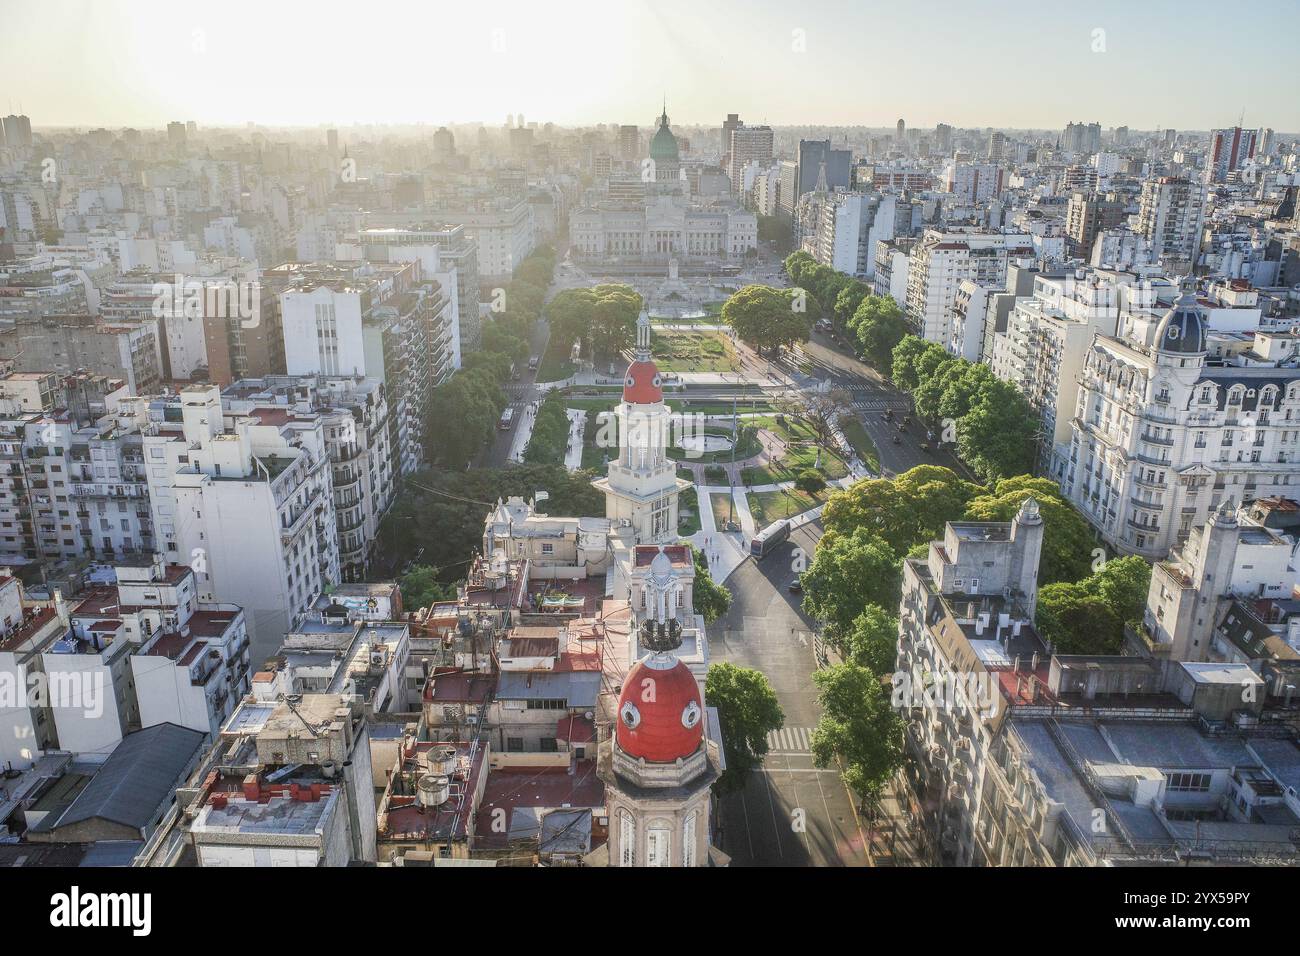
649;330;741;374
841;418;881;474
748;487;824;527
711;489;737;530
678;487;701;536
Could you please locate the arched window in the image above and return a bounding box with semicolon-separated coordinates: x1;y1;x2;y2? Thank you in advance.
619;810;636;866
646;821;672;866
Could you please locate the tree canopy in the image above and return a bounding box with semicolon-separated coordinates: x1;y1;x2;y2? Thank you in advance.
811;663;904;806
801;526;901;635
720;284;812;356
964;476;1095;585
690;544;732;624
706;662;785;793
546;284;643;361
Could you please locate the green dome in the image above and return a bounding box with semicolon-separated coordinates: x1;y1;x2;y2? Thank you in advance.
649;109;679;163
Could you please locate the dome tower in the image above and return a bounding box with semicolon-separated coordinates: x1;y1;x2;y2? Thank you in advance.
600;546;722;866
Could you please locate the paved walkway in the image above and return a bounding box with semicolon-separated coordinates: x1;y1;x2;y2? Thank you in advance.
563;409;587;472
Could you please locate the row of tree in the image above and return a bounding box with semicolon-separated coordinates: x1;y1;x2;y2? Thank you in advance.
522;393;571;465
376;462;606;582
424;246;558;470
784;250;910;369
892;335;1039;483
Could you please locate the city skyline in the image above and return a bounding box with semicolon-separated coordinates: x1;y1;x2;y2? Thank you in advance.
3;0;1299;131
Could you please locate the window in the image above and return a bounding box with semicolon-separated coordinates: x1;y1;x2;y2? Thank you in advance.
646;824;671;866
619;811;635;866
682;811;697;867
1165;772;1212;793
506;736;524;752
540;542;554;555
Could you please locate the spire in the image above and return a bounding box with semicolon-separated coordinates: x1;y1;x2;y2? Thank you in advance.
814;159;829;193
635;307;651;361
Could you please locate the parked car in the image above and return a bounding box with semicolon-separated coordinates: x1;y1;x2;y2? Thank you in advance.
787;578;803;593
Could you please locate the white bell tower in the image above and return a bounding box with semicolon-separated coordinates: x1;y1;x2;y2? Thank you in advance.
591;309;690;544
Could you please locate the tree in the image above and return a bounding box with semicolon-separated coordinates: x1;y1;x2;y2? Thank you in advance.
783;250;817;286
834;283;870;329
758;214;793;253
374;463;606;579
964;477;1094;585
706;662;785;793
523;395;571;465
690;544;731;624
546;284;642;361
774;387;852;450
891;334;938;389
424;368;505;469
811;663;904;806
822;465;976;557
720;284;811;356
1091;556;1151;625
801;527;901;635
955;386;1038;482
850;295;909;369
795;468;827;494
399;565;458;611
1035;582;1123;655
840;605;899;676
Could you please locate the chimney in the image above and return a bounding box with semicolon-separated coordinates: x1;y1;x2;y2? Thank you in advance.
242;773;260;802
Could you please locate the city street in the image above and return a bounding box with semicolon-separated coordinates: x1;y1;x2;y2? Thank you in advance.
712;520;870;866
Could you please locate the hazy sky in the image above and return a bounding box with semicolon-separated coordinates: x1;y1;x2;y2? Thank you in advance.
3;0;1297;131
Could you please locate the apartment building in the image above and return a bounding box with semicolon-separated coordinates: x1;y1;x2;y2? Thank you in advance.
990;270;1175;478
1135;500;1300;664
1204;127;1258;185
897;501;1300;866
944;163;1005;205
139;384;340;661
274;259;437;476
223;375;395;580
1062;293;1300;559
1137;177;1206;272
439;199;535;288
0;314;161;395
807;192;900;279
181;693;378;866
904;229;1034;345
68;557;250;740
1065;191;1125;259
726;125;774;196
344;223;473;356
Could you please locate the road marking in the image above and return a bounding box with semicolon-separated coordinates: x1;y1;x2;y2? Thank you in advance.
768;726;814;754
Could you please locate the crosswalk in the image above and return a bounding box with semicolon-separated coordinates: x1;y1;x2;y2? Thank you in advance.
766;726;815;754
851;398;912;412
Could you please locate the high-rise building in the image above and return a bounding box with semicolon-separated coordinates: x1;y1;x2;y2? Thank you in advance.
1137;176;1206;269
935;123;953;156
1065;190;1125;259
1204;126;1258;184
1062;290;1300;559
720;113;741;163
904;229;1035;345
1;114;32;148
726;125;773;196
796;139;851;198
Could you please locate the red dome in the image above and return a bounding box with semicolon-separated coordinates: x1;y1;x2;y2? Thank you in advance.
623;359;663;405
616;657;704;762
